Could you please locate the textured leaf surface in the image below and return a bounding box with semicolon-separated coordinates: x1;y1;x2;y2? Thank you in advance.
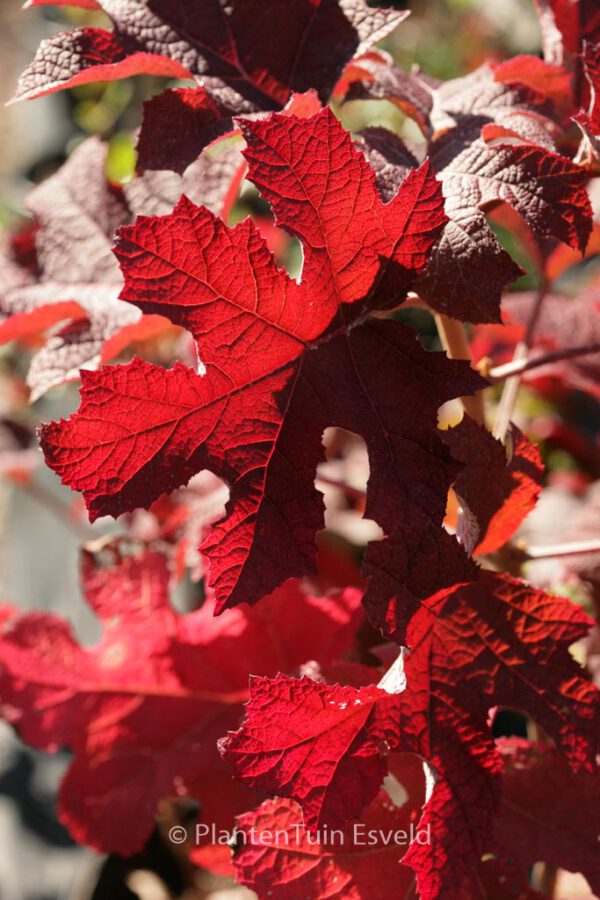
136;87;236;175
223;547;598;898
0;544;362;854
221;675;402;832
433;138;591;253
8;10;600;900
363;521;596;896
396;572;597;898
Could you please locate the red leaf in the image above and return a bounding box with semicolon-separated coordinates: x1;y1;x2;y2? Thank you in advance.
135;87;320;191
0;543;363;854
442;416;544;556
100;313;174;362
220;674;402;832
582;42;600;133
15;1;407;109
40;108;476;613
24;0;100;9
238;111;446;309
493;55;573;111
400;578;596;897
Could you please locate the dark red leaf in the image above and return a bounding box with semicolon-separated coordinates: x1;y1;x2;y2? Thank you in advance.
346;62;435;134
360;128;536;324
222;552;597;898
431;137;591;255
358;67;591;322
13;27;195;103
397;572;597;897
136;87;236;175
221;505;597;897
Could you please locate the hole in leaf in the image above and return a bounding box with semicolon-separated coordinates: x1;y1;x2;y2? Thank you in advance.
317;427;383;544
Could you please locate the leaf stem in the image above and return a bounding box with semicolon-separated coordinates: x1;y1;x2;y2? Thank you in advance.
493;278;548;441
434;313;485;425
489;342;600;380
523;539;600;560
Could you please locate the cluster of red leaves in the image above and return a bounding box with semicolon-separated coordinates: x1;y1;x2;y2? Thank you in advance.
1;2;600;899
